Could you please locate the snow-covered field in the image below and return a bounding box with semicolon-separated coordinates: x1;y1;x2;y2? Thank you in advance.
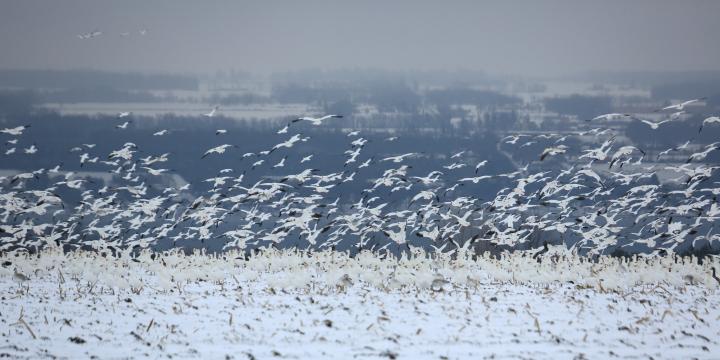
1;249;719;359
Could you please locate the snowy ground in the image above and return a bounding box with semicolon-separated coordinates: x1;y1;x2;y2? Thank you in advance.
1;250;719;359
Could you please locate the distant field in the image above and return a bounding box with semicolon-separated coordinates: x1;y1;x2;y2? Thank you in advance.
40;102;314;120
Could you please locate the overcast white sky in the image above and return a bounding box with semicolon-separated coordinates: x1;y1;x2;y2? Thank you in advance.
1;0;719;76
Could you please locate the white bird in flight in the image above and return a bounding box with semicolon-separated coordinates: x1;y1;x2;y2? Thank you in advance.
540;145;568;161
658;97;706;112
475;160;488;174
635;117;672;130
382;153;417;163
24;144;38;154
202;144;235;158
699;116;720;133
588;113;632;122
0;125;30;136
77;30;102;39
142;167;171;176
450;151;466;159
270;134;306;153
459;175;493;184
293;114;343;126
204;106;220;118
273;156;287;168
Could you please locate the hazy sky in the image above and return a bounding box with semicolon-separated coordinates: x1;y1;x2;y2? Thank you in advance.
1;0;720;76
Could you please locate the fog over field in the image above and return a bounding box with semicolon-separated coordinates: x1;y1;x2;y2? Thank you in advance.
2;0;720;75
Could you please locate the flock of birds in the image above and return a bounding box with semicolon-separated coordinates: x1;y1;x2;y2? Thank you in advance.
590;97;720;133
4;246;720;293
1;98;720;260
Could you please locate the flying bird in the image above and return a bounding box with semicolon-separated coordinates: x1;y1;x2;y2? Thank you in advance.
77;30;102;39
204;106;220;118
293;114;343;126
609;146;645;168
634;117;672;130
270;134;306;153
0;125;31;136
459;175;493;184
540;145;568;161
657;97;706;112
142;167;171;176
202;144;236;158
588;113;632;122
23;144;38;154
475;160;488;174
382;153;417;163
699;116;720;133
686;142;720;163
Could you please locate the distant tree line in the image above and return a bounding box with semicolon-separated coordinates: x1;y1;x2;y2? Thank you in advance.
544;95;612;120
0;69;198;91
